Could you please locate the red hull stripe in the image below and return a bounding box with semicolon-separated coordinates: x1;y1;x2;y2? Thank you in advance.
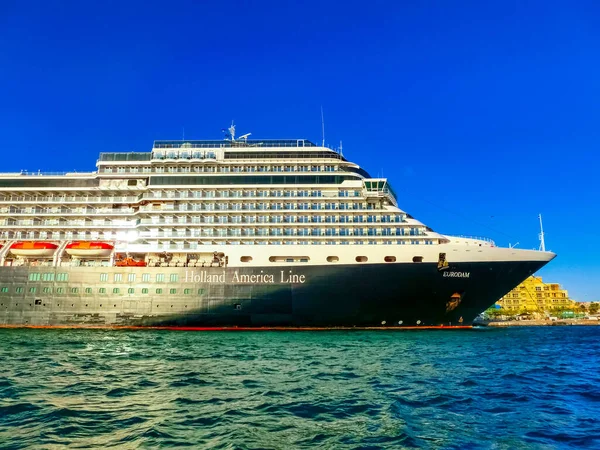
0;325;473;331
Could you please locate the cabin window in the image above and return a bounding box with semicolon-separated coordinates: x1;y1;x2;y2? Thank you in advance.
170;274;178;282
0;287;8;293
56;288;64;294
56;273;68;282
327;256;339;263
156;274;165;282
15;287;24;293
413;256;423;263
241;256;253;262
71;288;78;294
113;288;120;294
170;289;177;294
156;288;163;294
29;287;36;293
28;273;41;281
356;256;368;262
99;288;106;294
100;273;108;282
384;256;396;262
128;274;136;282
198;289;205;295
127;180;137;186
43;287;52;294
128;288;134;294
269;256;310;262
85;288;92;294
142;274;150;282
114;274;123;282
184;288;192;294
142;288;149;294
43;273;55;282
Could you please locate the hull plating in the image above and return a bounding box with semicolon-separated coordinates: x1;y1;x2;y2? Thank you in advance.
0;260;548;328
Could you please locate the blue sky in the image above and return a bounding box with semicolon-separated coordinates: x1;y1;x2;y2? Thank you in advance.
1;0;598;300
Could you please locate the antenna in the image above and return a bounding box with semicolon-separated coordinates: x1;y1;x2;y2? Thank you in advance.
222;121;236;141
321;106;325;147
229;121;236;141
538;214;546;252
182;127;185;141
339;140;343;156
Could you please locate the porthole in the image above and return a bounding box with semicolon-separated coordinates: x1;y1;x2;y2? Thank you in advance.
327;256;339;263
356;256;368;262
241;256;253;262
384;256;396;262
412;256;423;263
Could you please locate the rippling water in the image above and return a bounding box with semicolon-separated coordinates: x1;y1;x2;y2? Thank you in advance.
1;327;599;449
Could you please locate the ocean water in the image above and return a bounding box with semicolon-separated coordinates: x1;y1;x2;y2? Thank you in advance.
0;328;599;449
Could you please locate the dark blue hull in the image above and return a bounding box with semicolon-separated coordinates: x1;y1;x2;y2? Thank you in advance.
0;260;548;328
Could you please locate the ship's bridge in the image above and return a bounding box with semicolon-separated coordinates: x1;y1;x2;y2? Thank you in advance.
363;178;398;207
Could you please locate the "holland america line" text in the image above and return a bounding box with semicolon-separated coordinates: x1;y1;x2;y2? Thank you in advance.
184;270;306;284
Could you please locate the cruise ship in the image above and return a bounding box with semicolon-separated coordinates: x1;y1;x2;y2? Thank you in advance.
0;125;555;328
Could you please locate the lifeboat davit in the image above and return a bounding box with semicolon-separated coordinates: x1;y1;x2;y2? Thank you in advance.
65;242;114;257
10;242;58;257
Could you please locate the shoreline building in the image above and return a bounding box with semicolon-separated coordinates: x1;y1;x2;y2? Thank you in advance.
496;276;575;313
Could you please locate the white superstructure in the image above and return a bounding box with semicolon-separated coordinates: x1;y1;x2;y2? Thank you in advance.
0;127;551;270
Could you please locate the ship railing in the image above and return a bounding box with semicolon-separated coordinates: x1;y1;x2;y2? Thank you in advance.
0;195;142;203
450;235;496;244
152;140;318;149
0;171;94;177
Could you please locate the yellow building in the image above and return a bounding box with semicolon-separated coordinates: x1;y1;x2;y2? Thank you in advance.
496;276;575;313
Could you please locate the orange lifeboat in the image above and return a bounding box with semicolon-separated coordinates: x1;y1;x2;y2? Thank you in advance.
115;257;146;267
65;242;114;257
10;242;58;257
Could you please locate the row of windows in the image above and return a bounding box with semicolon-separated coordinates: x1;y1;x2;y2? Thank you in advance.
3;286;206;295
147;189;354;199
148;175;359;186
100;273;178;282
28;273;68;282
101;164;342;174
